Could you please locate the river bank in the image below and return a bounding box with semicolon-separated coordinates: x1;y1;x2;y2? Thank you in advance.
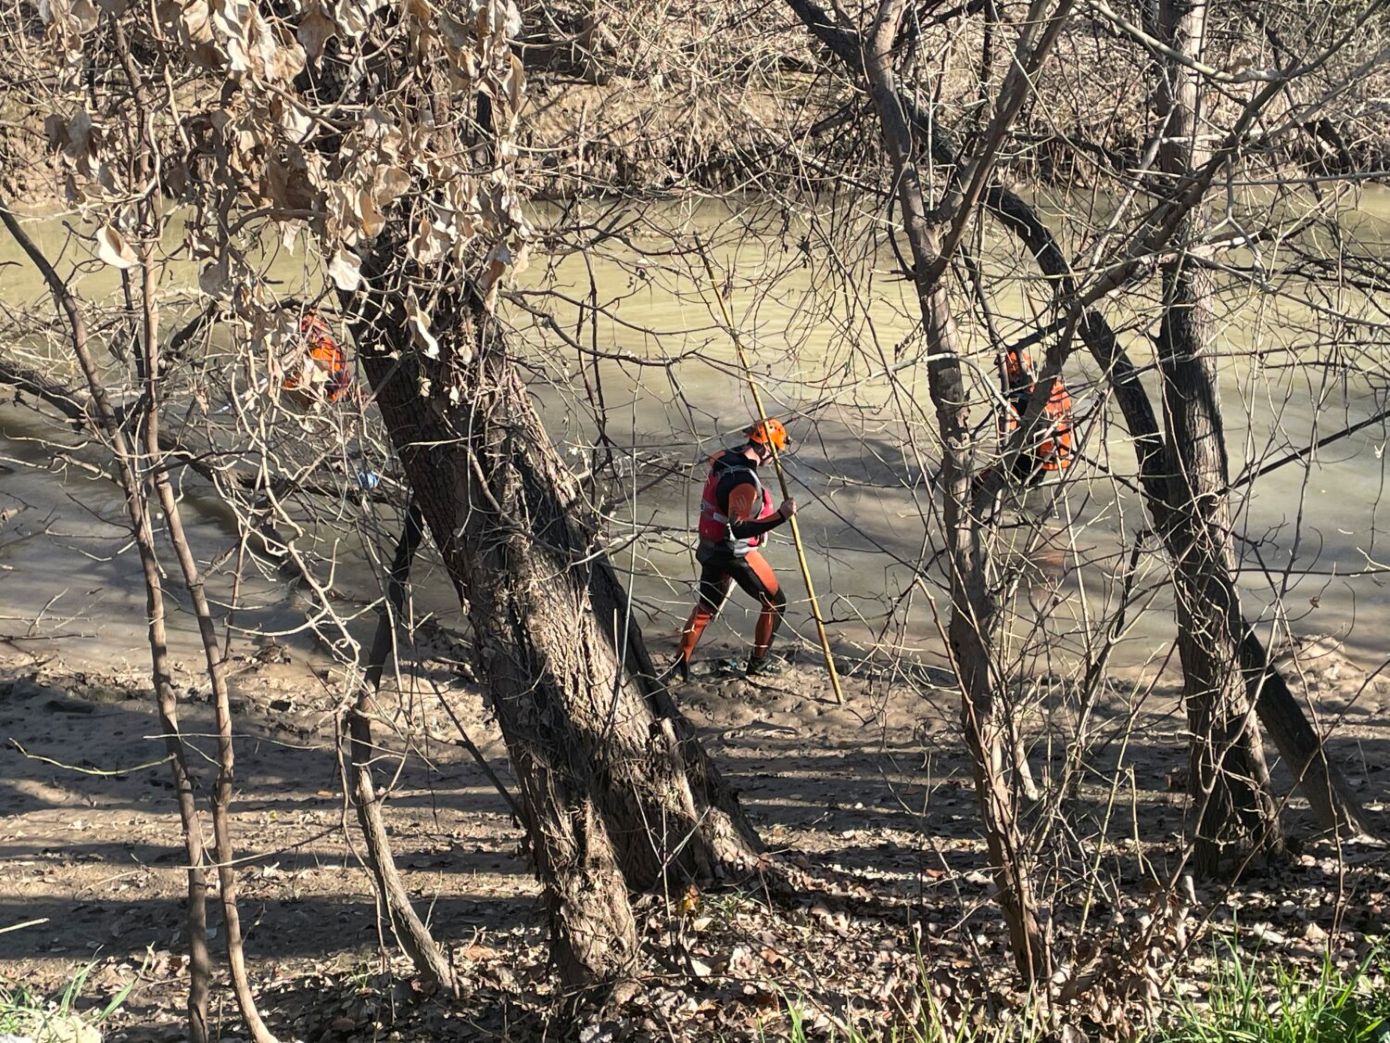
2;612;1389;1040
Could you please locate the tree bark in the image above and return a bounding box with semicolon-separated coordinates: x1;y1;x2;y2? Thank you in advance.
345;242;761;989
1153;0;1282;874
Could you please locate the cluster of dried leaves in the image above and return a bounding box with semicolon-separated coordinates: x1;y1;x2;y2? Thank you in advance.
33;0;533;402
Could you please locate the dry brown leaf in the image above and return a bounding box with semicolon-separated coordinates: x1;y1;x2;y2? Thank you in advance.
296;2;334;58
95;224;138;269
503;51;524;114
357;187;384;237
179;0;214;44
327;247;363;290
407;214;448;266
375;166;411;208
69;0;98;32
404;293;439;358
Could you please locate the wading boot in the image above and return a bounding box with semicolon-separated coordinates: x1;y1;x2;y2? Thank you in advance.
744;655;785;678
663;656;690;686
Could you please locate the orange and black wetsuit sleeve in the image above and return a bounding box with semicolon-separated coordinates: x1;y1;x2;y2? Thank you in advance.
725;481;784;540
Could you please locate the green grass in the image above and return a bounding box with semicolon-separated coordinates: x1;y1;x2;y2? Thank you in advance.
778;986;1048;1043
772;945;1390;1043
1154;944;1390;1043
0;960;135;1036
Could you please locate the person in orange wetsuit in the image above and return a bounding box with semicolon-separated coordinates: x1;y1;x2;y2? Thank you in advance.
671;418;798;681
999;344;1073;485
283;310;353;405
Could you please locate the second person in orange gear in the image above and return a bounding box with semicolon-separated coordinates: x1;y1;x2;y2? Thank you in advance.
673;418;798;680
999;345;1072;484
282;309;353;406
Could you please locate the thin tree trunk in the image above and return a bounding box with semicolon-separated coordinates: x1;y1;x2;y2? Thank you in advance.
134;252;277;1043
1153;0;1282;875
860;0;1044;981
0;203;212;1043
348;501;456;993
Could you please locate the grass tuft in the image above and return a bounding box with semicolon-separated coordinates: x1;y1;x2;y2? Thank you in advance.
769;942;1390;1043
1152;943;1390;1043
0;959;136;1038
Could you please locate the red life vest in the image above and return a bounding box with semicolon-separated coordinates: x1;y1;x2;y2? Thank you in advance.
697;453;776;555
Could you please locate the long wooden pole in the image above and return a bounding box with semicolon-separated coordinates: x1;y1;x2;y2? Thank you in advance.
696;241;845;705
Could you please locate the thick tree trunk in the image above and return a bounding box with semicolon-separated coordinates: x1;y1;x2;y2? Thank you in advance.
861;0;1044;982
357;321;639;986
345;242;761;987
1154;0;1282;874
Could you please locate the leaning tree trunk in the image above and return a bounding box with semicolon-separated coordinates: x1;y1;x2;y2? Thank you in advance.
344;239;761;988
356;303;637;987
861;0;1044;982
1154;0;1282;875
1158;270;1285;873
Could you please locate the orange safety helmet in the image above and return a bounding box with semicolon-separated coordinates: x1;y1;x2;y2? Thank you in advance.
745;417;790;452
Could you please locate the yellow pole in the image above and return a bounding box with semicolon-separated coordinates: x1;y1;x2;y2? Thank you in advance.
695;241;845;705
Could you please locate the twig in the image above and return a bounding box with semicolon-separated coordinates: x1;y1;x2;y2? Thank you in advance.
7;738;173;776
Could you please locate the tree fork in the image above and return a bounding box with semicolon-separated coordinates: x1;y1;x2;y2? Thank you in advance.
349;288;640;989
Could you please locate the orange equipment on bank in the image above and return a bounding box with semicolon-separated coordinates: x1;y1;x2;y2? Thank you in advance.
999;345;1073;475
282;311;353;405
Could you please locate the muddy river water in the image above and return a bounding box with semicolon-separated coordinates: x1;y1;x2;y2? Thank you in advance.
3;192;1389;679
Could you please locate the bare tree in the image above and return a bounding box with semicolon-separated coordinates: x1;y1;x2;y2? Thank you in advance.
850;0;1086;981
785;0;1373;853
0;202;217;1043
346;243;764;986
1148;0;1282;873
